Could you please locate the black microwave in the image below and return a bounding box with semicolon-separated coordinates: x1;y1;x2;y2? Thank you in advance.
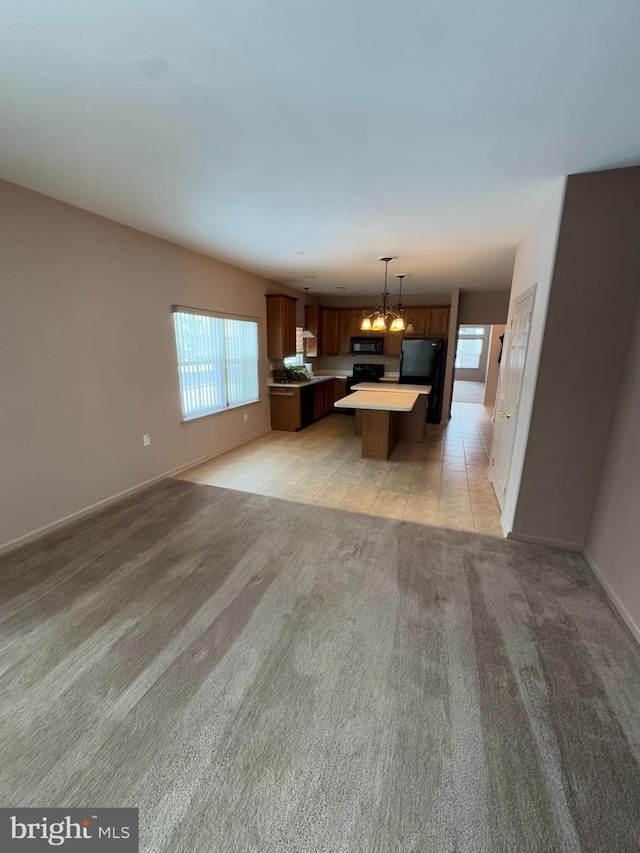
350;337;384;355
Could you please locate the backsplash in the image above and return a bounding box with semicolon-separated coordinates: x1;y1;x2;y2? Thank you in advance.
268;358;289;379
311;355;400;375
269;355;400;378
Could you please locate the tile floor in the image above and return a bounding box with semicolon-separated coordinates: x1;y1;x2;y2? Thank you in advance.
175;403;503;536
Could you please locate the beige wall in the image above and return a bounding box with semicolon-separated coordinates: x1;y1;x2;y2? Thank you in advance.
498;179;566;534
441;289;460;423
0;180;297;552
585;297;640;642
510;166;640;547
457;290;509;325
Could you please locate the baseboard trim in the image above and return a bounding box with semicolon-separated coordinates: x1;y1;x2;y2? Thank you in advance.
169;427;272;478
506;531;583;551
583;548;640;646
0;427;272;557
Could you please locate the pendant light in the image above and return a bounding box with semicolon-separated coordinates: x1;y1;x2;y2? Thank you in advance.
360;257;407;332
389;274;407;331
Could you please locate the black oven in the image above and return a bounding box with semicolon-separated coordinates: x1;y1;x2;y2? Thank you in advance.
350;337;384;355
342;363;385;414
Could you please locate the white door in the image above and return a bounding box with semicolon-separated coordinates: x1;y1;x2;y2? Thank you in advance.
489;289;535;509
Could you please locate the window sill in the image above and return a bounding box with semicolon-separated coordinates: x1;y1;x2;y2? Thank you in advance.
181;398;262;423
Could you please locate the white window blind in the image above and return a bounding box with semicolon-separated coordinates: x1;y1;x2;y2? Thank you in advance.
173;308;259;421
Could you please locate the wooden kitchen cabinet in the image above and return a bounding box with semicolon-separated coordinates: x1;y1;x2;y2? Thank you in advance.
338;310;354;355
302;302;449;359
426;307;450;336
304;307;352;356
402;306;450;338
313;379;335;419
270;379;336;431
269;387;301;431
333;378;347;402
304;304;320;357
405;307;427;337
266;294;297;359
320;308;340;356
384;330;403;357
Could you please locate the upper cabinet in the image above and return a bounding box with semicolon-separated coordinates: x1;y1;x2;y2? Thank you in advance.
405;308;427;337
405;306;450;338
383;331;403;357
320;308;340;356
305;306;354;357
301;302;450;358
426;307;450;337
339;311;355;355
266;294;298;359
304;305;320;357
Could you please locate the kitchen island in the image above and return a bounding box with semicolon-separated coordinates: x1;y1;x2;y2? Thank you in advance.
335;385;431;459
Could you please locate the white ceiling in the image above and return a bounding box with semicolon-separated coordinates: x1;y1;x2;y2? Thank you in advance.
2;0;639;297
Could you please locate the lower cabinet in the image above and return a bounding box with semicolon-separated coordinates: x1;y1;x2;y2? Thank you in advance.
313;380;334;420
269;388;301;431
270;380;336;431
333;378;347;403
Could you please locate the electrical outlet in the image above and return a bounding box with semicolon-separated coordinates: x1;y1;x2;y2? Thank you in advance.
143;434;151;447
243;413;248;422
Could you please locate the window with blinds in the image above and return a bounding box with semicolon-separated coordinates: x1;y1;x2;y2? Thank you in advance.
172;307;259;420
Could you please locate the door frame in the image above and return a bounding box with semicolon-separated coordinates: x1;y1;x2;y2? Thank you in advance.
489;283;537;511
454;324;491;382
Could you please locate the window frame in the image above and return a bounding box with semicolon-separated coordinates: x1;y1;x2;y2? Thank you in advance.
172;304;261;422
455;325;489;370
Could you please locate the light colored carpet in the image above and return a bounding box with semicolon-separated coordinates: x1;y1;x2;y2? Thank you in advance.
2;479;640;852
453;379;485;403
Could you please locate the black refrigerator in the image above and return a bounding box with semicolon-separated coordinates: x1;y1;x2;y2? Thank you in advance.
399;338;447;423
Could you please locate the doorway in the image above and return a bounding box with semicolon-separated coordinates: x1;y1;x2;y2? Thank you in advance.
453;325;488;402
452;324;506;406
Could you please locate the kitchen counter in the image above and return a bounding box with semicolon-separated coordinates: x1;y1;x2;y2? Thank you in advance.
268;376;335;389
351;382;432;395
335;390;419;412
335;386;430;458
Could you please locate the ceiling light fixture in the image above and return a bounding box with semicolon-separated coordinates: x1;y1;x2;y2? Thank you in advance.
389;274;407;331
302;287;315;339
360;257;407;332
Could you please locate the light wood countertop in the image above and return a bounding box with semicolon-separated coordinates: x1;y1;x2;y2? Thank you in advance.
335;390;419;412
351;382;432;394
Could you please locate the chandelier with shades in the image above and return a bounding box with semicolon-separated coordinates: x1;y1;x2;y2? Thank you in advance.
360;257;408;332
